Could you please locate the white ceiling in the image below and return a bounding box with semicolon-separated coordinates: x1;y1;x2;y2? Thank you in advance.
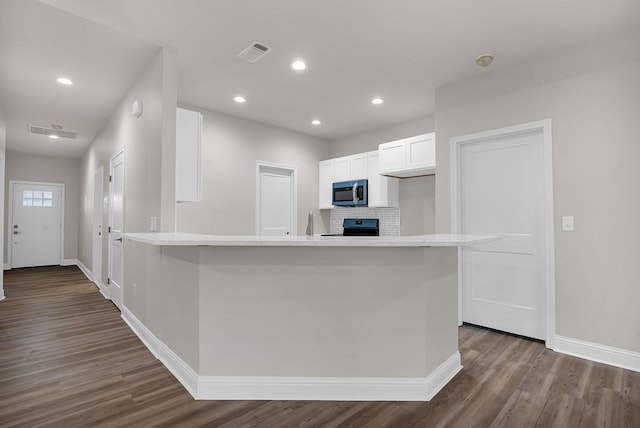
1;0;638;158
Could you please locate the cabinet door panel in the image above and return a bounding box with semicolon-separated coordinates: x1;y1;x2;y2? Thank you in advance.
351;153;368;180
318;160;335;209
408;135;435;169
334;156;352;181
378;141;406;173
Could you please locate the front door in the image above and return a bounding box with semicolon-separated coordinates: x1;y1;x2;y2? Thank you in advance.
11;182;63;268
454;121;553;341
256;164;296;236
109;150;124;310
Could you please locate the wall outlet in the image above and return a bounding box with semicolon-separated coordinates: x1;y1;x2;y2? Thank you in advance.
149;216;158;232
562;216;574;231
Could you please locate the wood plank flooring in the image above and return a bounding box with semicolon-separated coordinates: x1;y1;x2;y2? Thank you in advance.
1;266;638;427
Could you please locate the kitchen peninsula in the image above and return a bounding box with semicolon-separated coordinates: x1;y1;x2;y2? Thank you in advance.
123;233;496;401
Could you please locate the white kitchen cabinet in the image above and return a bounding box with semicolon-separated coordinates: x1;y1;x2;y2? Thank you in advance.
334;156;351;181
318;151;397;209
334;153;368;182
367;151;399;207
318;159;335;209
379;132;435;178
351;153;368;180
176;107;203;202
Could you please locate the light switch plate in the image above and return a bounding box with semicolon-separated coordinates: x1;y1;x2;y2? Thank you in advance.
149;216;158;232
562;216;574;231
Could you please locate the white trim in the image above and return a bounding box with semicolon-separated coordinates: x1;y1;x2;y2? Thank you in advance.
8;180;66;269
255;161;298;236
450;119;555;345
121;306;160;358
121;303;461;401
62;258;78;266
108;148;125;310
121;307;198;397
554;336;640;373
197;352;460;401
92;166;104;284
3;263;10;271
76;259;91;278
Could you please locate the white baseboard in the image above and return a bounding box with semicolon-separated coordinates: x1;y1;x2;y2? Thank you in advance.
197;352;461;401
554;335;640;372
76;260;92;280
95;280;109;299
121;306;160;359
4;263;10;271
121;304;462;401
62;258;78;266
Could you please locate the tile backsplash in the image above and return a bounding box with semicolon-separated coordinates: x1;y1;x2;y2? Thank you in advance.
330;207;400;236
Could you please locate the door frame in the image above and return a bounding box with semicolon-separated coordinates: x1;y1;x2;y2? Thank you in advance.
255;161;297;236
93;166;106;297
7;180;65;269
108;148;124;309
450;119;556;347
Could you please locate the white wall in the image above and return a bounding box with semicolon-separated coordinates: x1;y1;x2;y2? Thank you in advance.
78;48;176;334
175;108;330;235
328;116;436;235
434;29;640;353
4;152;80;264
0;104;5;298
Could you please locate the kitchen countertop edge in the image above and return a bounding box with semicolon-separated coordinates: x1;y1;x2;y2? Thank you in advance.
123;232;499;247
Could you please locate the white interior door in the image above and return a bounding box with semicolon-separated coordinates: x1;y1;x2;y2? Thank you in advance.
109;151;124;310
92;167;103;284
456;125;550;340
11;182;63;268
256;164;296;236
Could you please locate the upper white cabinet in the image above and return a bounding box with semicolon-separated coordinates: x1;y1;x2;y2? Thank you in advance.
334;153;368;182
379;132;435;178
176;107;203;202
367;151;399;208
318;151;398;209
318;159;335;209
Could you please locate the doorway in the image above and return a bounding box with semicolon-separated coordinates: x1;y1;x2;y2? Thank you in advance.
9;181;64;268
451;120;555;344
109;150;124;310
255;162;297;236
93;166;105;295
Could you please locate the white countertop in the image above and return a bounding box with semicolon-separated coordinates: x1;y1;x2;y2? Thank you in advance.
124;232;499;247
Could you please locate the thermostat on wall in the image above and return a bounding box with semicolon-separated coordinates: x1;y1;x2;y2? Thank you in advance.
132;100;143;118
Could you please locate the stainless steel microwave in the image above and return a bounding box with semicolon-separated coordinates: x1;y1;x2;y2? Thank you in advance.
332;180;368;206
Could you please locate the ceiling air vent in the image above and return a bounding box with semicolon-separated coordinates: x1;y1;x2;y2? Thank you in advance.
237;41;272;63
29;125;77;139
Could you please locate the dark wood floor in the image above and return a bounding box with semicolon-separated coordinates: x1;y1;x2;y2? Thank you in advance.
0;266;638;427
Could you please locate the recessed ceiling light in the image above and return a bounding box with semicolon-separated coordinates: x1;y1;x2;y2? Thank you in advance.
371;97;384;105
311;119;321;126
56;77;73;85
49;134;59;139
234;96;246;103
291;60;306;71
475;53;494;67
